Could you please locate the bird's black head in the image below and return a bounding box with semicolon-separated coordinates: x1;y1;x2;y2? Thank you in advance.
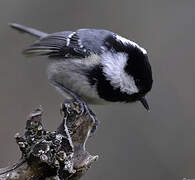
103;34;153;110
125;46;153;96
86;34;153;110
124;45;153;110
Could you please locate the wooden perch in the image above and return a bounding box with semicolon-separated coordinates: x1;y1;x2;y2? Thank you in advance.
0;102;98;180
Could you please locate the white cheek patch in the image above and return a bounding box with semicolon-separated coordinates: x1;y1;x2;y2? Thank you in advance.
115;34;147;55
101;52;139;95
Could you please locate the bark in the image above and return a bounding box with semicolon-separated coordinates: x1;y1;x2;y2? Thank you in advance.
0;102;98;180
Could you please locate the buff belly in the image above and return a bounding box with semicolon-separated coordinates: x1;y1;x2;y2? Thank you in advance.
47;58;109;105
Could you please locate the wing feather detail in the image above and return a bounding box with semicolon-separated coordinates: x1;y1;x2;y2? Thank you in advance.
23;31;90;58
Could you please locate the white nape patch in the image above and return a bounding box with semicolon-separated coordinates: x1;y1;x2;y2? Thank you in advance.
66;32;76;46
101;52;139;95
115;34;147;55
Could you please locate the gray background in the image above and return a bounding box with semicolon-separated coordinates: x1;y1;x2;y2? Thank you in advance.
0;0;195;180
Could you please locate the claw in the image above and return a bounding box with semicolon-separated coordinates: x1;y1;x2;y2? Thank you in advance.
60;99;75;116
76;99;86;115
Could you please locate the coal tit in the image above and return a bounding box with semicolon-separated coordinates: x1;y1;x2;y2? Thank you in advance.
10;23;153;111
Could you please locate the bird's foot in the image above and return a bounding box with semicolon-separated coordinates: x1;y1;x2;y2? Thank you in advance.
60;99;76;115
60;98;99;136
81;101;99;136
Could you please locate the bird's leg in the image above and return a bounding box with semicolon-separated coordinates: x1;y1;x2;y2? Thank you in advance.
52;82;98;135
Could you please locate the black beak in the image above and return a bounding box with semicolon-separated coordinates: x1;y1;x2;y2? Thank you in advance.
140;97;150;111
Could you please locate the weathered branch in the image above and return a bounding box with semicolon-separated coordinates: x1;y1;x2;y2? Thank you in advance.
0;102;98;180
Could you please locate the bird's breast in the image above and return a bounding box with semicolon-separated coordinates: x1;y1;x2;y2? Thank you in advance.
47;57;108;104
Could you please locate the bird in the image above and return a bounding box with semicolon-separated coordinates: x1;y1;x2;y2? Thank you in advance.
9;23;153;133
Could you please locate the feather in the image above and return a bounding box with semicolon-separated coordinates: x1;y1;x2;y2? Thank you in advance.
23;31;91;58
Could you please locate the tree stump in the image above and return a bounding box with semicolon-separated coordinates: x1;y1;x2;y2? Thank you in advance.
0;102;98;180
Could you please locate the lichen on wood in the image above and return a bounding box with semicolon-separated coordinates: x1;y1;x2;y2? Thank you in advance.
0;102;98;180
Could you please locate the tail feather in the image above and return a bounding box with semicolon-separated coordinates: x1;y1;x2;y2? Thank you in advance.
9;23;48;38
9;23;71;58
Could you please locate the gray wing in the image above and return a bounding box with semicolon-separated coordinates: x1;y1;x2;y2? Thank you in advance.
23;29;113;59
